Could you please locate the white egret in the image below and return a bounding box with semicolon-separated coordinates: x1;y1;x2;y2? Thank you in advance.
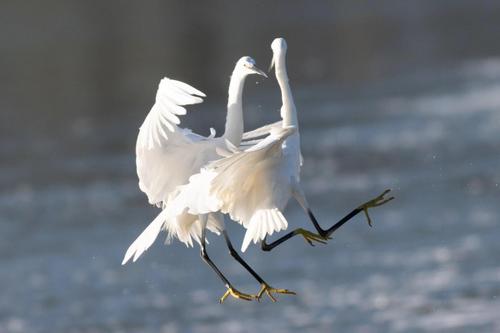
122;56;270;302
173;38;393;300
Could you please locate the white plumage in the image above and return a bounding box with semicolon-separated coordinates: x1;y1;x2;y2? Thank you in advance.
122;56;267;265
171;38;305;252
203;126;296;251
123;39;393;304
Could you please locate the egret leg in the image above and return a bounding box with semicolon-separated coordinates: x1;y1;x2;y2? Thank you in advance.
261;228;327;251
222;230;295;302
261;189;394;251
198;215;254;303
309;189;394;237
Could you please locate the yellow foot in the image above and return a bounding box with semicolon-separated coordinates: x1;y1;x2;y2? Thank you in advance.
296;228;329;246
256;283;296;302
219;286;254;304
357;189;394;227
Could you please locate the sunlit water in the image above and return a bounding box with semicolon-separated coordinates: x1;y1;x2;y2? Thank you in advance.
1;59;500;333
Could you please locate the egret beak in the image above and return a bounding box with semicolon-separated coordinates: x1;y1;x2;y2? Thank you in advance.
251;66;268;78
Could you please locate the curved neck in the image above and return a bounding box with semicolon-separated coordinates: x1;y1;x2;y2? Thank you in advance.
275;53;298;128
223;70;246;146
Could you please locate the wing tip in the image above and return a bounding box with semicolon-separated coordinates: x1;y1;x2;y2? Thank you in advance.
161;77;207;98
240;208;288;253
121;250;133;265
241;236;251;253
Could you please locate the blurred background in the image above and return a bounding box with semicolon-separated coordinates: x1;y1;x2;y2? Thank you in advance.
1;1;500;332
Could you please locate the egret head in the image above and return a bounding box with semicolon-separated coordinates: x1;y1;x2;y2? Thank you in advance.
269;38;288;72
236;56;267;78
271;38;288;54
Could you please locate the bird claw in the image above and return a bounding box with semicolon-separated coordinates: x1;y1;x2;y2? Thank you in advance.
357;189;394;227
296;228;329;246
256;283;296;302
219;286;254;303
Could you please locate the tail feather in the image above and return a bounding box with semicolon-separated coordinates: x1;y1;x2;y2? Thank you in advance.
122;209;168;265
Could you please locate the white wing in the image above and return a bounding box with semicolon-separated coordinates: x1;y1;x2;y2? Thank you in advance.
167;126;293;216
168;170;221;218
173;126;296;252
211;126;296;251
210;126;295;211
241;208;288;252
138;78;206;149
136;77;219;206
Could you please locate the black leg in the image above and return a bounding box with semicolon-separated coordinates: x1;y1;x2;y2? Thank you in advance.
261;226;334;252
313;189;394;237
200;225;231;288
262;189;394;252
308;207;363;238
198;221;254;303
223;230;296;301
222;230;265;284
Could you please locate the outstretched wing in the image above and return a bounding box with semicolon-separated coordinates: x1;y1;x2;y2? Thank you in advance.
208;126;297;251
168;126;295;216
136;77;217;206
168;126;295;251
209;126;295;215
138;78;206;149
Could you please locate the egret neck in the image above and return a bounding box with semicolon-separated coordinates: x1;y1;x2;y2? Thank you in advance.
272;39;301;180
223;69;247;147
275;51;298;128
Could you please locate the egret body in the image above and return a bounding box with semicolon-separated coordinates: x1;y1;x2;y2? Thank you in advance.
174;38;393;300
122;57;266;268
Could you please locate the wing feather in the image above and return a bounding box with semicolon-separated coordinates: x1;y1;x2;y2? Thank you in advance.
167;127;295;222
241;208;288;252
136;77;220;206
207;126;296;247
169;78;206;98
138;77;205;150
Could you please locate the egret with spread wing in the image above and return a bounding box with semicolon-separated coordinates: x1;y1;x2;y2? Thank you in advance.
122;56;268;302
174;38;393;300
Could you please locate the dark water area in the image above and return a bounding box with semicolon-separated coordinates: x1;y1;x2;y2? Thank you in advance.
1;2;500;332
